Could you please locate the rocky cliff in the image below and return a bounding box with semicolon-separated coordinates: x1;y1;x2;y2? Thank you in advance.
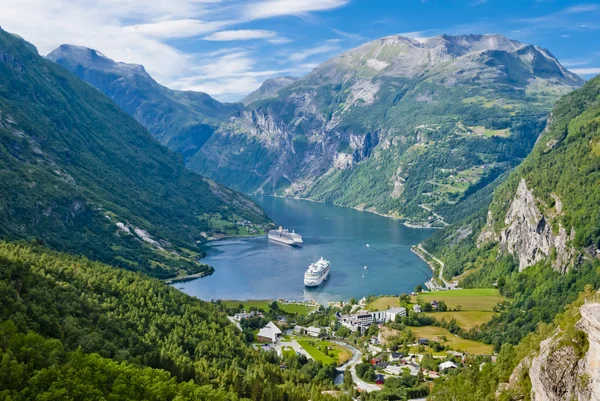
478;178;578;272
517;302;600;401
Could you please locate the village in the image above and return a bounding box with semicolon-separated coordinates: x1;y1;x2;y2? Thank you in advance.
219;287;505;397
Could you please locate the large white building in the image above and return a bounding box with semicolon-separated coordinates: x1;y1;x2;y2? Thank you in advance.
339;307;407;332
370;307;407;323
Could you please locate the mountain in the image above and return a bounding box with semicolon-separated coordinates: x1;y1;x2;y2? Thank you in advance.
0;28;270;279
241;76;298;105
422;74;600;346
0;241;342;401
47;45;242;160
189;34;583;226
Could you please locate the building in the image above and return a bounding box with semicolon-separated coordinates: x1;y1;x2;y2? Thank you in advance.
338;312;373;332
375;374;385;385
293;325;306;335
340;307;407;332
370;307;407;323
439;361;458;371
233;310;262;321
384;365;404;375
257;321;282;343
417;338;429;346
306;326;321;337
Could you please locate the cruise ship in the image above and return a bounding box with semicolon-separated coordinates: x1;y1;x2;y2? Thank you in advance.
268;226;303;246
304;257;331;287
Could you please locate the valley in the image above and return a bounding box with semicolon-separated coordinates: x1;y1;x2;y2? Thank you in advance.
0;3;599;398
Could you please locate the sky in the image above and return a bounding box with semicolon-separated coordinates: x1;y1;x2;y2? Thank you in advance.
0;0;599;102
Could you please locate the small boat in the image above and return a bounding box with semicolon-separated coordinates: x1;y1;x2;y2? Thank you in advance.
364;265;367;270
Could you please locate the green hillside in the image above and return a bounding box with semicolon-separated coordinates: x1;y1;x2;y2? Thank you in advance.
0;28;270;279
0;241;344;401
422;75;600;346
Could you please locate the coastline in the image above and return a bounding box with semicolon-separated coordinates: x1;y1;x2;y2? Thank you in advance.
165;269;214;284
259;193;443;229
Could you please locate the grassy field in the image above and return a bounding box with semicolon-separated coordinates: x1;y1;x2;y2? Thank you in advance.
424;311;496;330
366;297;400;311
221;300;317;315
411;289;506;311
297;339;352;366
410;326;493;355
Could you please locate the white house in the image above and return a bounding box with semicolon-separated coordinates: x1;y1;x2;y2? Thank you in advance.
257;321;282;343
306;326;321;337
439;361;458;371
384;365;404;375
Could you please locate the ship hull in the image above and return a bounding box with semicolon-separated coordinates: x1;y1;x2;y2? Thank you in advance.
268;233;297;245
304;266;330;287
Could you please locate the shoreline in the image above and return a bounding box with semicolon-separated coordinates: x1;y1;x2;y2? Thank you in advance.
164;269;214;284
259;193;443;229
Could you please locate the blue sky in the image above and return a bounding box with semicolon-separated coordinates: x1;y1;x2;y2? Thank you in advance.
1;0;599;101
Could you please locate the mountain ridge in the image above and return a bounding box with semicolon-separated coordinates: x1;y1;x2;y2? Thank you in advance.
47;44;242;160
190;33;583;225
0;27;270;279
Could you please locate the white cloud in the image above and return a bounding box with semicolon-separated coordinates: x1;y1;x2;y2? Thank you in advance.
203;29;277;41
125;19;228;38
561;58;590;67
570;67;600;75
289;44;340;62
244;0;350;20
397;30;439;39
564;4;600;14
0;0;354;101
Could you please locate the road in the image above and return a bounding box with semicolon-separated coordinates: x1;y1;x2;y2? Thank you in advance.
418;244;452;288
333;341;381;393
227;316;242;331
275;339;313;360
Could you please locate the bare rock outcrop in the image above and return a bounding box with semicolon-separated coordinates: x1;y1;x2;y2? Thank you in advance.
527;303;600;401
479;178;577;272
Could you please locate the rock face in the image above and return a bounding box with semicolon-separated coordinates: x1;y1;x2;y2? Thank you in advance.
484;179;578;272
528;303;600;401
190;34;582;223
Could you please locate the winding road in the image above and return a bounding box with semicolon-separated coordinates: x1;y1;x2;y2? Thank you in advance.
417;244;451;288
333;341;381;393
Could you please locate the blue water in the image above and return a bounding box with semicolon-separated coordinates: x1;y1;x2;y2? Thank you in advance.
177;196;434;304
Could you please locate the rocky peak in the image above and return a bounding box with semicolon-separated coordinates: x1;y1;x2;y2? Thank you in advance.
47;44;148;78
241;76;298;105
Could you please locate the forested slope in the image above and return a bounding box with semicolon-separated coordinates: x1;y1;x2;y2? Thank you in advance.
0;28;270;279
0;241;345;401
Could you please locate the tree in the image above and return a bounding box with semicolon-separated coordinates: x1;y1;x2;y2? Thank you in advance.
399;293;411;304
414;284;423;293
456;305;462;311
438;300;448;312
344;367;354;390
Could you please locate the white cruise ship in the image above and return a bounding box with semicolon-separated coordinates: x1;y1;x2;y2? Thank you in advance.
304;257;331;287
268;226;303;246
